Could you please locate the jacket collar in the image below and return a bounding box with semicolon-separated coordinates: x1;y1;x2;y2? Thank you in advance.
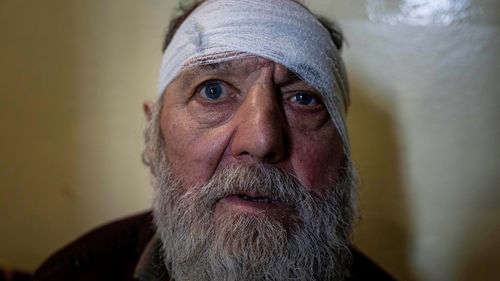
134;234;169;281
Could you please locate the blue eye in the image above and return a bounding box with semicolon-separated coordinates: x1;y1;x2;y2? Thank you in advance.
202;82;223;100
292;92;317;106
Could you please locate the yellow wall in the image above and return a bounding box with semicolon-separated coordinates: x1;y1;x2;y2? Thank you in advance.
1;1;499;281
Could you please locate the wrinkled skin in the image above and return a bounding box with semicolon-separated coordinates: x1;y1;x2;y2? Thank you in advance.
145;56;344;220
144;56;355;281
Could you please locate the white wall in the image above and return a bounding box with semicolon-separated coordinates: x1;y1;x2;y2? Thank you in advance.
307;1;500;280
0;0;167;271
1;1;499;280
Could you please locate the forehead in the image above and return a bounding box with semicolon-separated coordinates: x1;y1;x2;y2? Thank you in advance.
157;0;340;98
174;56;306;86
157;0;349;154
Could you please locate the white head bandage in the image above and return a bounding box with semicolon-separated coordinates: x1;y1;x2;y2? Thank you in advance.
158;0;350;153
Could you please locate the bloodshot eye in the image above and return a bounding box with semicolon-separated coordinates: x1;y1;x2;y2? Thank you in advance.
291;92;318;106
201;81;224;100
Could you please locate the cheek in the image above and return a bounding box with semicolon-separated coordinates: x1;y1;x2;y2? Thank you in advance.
288;131;343;193
160;112;229;187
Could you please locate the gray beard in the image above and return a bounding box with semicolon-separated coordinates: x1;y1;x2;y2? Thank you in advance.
152;162;357;281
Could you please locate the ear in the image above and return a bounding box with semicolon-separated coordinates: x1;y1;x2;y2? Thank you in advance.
143;100;155;121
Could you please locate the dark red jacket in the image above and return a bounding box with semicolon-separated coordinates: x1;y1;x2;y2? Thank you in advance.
34;211;396;281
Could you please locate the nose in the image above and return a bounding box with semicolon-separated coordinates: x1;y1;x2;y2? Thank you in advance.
230;83;286;163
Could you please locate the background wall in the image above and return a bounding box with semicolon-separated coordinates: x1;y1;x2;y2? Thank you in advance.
1;1;499;280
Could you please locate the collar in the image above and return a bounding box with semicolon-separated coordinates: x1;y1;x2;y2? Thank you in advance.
134;234;169;281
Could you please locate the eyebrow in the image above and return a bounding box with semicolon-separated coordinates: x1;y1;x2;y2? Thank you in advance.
178;60;303;85
179;61;233;80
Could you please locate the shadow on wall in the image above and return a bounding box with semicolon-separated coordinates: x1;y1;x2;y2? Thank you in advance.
458;216;500;281
348;79;419;281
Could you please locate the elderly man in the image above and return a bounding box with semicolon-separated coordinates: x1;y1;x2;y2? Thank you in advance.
35;0;395;280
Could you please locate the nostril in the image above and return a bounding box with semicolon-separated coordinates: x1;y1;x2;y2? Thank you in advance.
230;126;287;163
237;150;250;156
264;152;277;163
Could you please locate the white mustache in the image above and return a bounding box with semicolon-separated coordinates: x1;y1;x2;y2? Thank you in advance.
183;164;314;210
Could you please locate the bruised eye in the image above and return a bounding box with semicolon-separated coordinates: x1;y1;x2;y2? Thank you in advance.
200;82;225;100
291;92;318;106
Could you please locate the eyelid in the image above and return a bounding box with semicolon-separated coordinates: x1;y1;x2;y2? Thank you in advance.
195;79;237;103
297;92;318;105
284;90;323;105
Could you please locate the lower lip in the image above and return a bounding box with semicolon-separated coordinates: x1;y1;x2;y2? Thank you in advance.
216;195;288;214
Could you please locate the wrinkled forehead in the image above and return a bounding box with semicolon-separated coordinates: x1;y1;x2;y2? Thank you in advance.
175;56;304;85
158;0;350;153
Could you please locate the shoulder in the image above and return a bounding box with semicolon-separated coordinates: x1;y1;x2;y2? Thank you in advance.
34;211;396;281
349;247;397;281
34;211;154;281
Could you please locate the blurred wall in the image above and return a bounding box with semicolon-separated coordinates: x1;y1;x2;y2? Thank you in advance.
0;1;499;281
0;0;168;271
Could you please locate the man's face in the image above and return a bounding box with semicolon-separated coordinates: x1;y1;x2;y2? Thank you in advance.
147;56;354;281
160;56;343;211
